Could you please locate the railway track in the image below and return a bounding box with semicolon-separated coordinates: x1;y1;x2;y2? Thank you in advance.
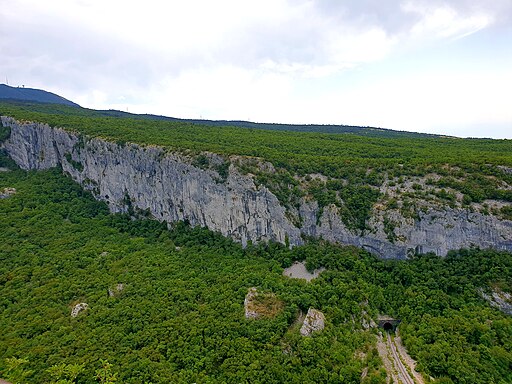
387;332;415;384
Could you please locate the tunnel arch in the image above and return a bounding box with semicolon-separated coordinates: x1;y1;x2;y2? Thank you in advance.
383;322;393;331
378;316;401;332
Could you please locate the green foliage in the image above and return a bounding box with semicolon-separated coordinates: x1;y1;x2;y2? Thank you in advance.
213;160;230;181
0;149;17;169
0;167;376;383
47;362;85;384
309;179;381;230
0;123;11;143
95;360;117;384
255;168;303;213
1;103;512;383
500;205;512;220
191;153;209;169
383;217;397;243
3;357;33;383
436;174;512;204
64;153;84;172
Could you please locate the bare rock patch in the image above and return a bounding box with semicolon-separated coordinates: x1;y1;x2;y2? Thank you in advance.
0;187;16;199
300;308;325;336
108;283;125;297
71;303;89;318
283;261;324;282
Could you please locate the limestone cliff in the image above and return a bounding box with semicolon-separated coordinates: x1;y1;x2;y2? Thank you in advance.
2;116;512;258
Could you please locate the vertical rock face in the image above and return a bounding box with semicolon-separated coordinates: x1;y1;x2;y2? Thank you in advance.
1;116;301;247
2;116;512;259
300;308;325;336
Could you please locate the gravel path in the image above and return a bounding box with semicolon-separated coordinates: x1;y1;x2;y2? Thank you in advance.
388;333;415;384
283;261;324;281
395;331;425;384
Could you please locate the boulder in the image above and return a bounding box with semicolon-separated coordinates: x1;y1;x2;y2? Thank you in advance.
300;308;325;336
71;302;88;318
0;187;16;199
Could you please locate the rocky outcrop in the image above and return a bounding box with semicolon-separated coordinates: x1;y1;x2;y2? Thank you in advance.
244;287;260;319
0;187;16;198
480;288;512;315
71;303;88;318
1;116;298;248
2;116;512;259
108;283;125;298
300;308;325;336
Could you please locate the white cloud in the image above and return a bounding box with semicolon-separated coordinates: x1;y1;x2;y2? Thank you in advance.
303;67;512;138
402;1;493;40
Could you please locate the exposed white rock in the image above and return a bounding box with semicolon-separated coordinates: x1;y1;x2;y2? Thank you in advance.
300;308;325;336
0;187;16;198
108;283;125;297
361;309;377;330
244;287;259;319
480;288;512;315
498;165;512;175
71;303;88;318
283;261;324;282
2;115;512;259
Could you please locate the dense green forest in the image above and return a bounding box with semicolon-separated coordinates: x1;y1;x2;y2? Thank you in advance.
1;154;511;383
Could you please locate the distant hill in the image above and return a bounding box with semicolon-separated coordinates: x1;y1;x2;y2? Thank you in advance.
0;97;441;139
0;84;80;107
144;117;441;139
89;109;439;138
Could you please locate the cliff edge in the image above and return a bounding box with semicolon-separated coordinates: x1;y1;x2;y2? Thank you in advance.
2;116;511;258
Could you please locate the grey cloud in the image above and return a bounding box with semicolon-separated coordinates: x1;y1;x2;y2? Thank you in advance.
314;0;415;33
312;0;511;33
2;0;509;105
0;15;167;101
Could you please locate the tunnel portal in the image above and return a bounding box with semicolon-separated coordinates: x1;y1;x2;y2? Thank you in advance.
378;316;401;332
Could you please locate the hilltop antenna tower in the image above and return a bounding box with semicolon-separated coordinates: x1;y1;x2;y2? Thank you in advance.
5;76;8;85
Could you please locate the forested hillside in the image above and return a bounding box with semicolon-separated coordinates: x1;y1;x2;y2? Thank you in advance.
1;154;511;383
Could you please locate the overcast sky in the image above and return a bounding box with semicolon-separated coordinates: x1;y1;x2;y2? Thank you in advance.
1;0;511;138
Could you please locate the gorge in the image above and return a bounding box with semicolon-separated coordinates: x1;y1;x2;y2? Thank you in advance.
2;115;511;259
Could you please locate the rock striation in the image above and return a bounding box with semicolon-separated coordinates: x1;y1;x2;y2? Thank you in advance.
300;308;325;336
2;116;512;259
